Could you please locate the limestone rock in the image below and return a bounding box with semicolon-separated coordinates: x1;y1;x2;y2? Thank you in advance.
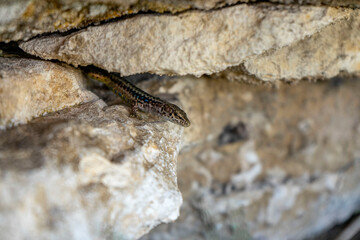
141;74;360;240
0;98;184;240
243;11;360;81
0;57;97;129
0;0;242;43
20;5;351;77
2;0;360;239
2;0;359;43
268;0;360;8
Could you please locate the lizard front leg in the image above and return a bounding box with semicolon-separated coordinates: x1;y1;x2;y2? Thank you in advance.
129;102;139;118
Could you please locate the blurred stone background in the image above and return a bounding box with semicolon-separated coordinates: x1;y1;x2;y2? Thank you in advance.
1;0;360;240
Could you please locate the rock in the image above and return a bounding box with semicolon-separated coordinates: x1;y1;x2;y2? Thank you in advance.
269;0;360;8
2;0;360;239
1;0;359;43
141;74;360;240
0;57;97;129
20;5;352;77
243;11;360;81
0;0;242;43
0;98;184;240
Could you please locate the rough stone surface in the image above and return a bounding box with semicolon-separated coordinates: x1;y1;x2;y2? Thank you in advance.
243;11;360;81
0;0;242;43
140;74;360;240
267;0;360;7
0;97;184;240
0;57;97;129
2;0;360;239
20;5;352;77
1;0;360;43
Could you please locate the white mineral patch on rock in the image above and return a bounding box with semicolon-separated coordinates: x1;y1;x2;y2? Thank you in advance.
231;142;262;189
266;185;301;225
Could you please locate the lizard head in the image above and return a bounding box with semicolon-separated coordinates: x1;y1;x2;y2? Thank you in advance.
160;102;191;127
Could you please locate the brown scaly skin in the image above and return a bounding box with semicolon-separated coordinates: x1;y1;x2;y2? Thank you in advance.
84;67;191;127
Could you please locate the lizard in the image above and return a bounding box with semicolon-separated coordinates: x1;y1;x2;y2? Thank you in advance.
83;66;191;127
